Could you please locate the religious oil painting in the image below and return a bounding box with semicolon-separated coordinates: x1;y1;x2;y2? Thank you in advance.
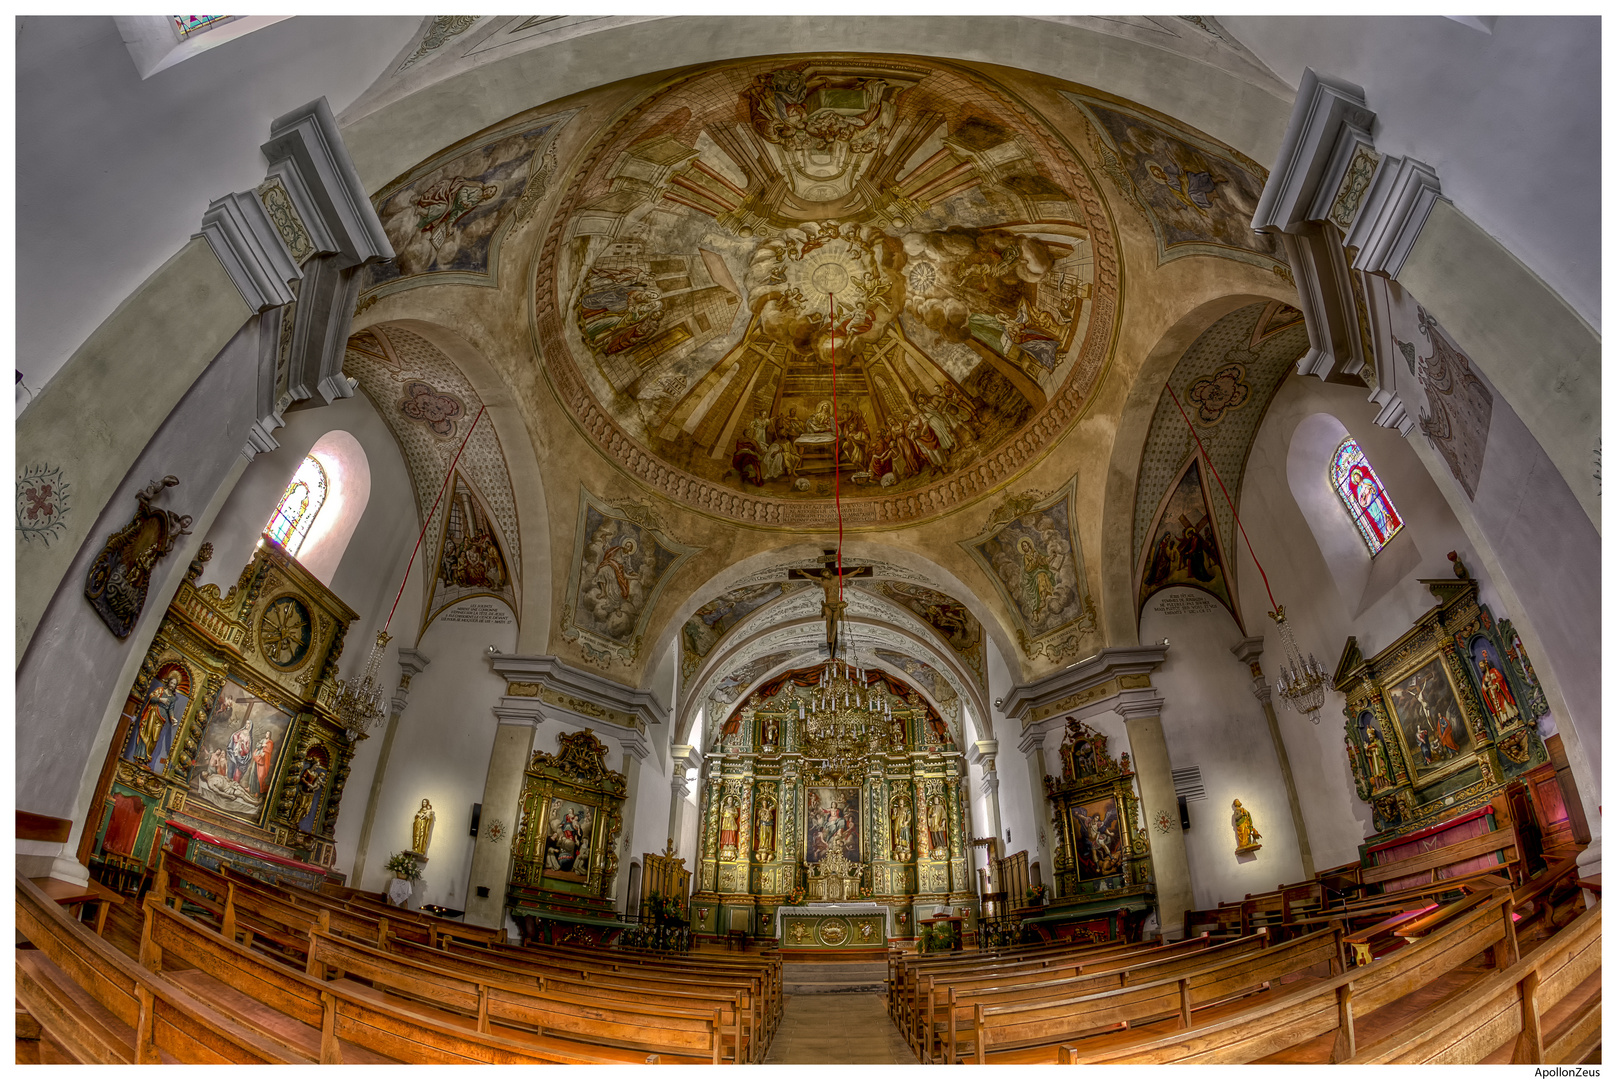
121;662;191;778
681;581;805;681
533;56;1119;527
561;488;700;666
1062;91;1280;268
425;473;517;629
1138;458;1236;622
1385;657;1471;779
805;785;861;864
1071;794;1125;882
187;680;296;825
1467;634;1522;731
964;484;1095;648
364;112;573;291
542;796;596;883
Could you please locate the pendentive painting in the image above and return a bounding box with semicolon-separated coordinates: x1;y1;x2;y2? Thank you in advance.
121;662;192;777
562;487;701;666
964;481;1095;650
424;473;517;630
186;680;297;824
805;785;861;864
542;796;596;883
1384;658;1470;779
1138;458;1237;624
1071;794;1124;881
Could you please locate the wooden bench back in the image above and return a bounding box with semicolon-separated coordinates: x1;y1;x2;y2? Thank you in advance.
16;874;308;1064
138;898;629;1064
1361;829;1516;889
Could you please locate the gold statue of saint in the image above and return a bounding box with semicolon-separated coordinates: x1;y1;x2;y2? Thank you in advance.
1232;799;1262;853
412;798;436;855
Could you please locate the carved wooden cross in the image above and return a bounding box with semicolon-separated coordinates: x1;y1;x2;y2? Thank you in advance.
788;549;873;660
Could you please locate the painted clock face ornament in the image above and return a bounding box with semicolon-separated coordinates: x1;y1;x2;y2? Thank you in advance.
260;595;313;668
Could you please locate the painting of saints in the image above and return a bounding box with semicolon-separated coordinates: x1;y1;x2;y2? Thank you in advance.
1071;797;1122;881
544;799;593;876
252;729;277;798
1470;639;1521;728
1018;537;1058;620
576;264;664;356
123;666;188;776
806;787;859;864
1387;660;1469;777
187;680;295;823
415;175;499;250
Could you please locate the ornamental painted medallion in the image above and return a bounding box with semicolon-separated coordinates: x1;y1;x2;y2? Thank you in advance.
259;595;313;670
535;56;1119;526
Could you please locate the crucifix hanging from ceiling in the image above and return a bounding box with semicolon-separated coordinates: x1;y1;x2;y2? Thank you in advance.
789;549;873;660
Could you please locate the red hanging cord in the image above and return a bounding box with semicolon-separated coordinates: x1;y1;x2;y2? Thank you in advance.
829;293;844;604
1163;383;1280;616
383;404;486;633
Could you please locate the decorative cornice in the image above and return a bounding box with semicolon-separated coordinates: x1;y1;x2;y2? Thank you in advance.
492;700;545;728
967;739;999;766
260;97;392;268
999;644;1168;726
490;653;669;732
196;191;301;312
1342;154;1445;278
1253;67;1375;234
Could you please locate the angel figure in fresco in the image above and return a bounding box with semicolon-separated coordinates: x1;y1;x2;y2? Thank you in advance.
1017;536;1060;620
1477;656;1521;726
414;175;499;249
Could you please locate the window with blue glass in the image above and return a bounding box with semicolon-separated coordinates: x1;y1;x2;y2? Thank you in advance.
1330;437;1403;556
265;455;327;556
171;15;236;39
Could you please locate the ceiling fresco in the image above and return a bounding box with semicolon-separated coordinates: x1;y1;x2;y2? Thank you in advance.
533;55;1120;528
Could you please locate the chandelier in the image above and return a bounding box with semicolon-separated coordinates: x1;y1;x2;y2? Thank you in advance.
1268;607;1328;720
333;630;392;734
794;628;898;778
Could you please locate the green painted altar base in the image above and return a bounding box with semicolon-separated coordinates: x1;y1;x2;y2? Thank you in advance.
776;904;889;948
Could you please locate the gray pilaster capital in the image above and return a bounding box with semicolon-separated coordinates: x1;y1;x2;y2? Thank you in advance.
197;190;301;312
261;97;392;267
1342;154;1445;278
671;774;691;800
389;646;431;715
1113;687;1167;723
1253;67;1376;235
492;700;544;728
967;739;999;765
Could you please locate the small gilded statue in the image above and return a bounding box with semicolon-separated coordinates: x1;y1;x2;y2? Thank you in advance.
412;798;436;855
1232;799;1262;854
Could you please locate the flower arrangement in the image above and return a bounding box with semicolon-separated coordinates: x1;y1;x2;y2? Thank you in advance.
385;851;423;881
786;882;807;905
1025;883;1047;905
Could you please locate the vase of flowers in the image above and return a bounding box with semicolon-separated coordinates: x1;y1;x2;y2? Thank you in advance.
386;851;423;881
1025;883;1047;906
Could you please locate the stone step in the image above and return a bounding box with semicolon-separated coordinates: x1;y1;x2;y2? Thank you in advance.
782;961;890;994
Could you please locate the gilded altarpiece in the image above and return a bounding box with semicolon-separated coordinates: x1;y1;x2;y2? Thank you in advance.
89;541;360;883
1043;719;1153;907
1334;566;1548;840
507;729;627;928
691;665;972;943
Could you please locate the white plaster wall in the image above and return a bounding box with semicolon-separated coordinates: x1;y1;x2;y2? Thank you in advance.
1230;375;1503;871
628;739;676;895
295;431;371;586
1143;590;1306;908
357;600;517;907
1223;15;1600;331
14;15;421;397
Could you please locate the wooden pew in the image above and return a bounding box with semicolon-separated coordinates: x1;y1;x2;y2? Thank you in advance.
15;874;312;1064
1347;903;1600;1064
1183;904;1245;939
1059;890;1526;1064
911;934;1228;1060
386;936;755;1062
175;854;391;949
305;930;728;1064
965;928;1340;1064
137;897;636;1064
546;939;782;1037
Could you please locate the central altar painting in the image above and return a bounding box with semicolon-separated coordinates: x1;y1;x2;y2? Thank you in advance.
691;662;974;944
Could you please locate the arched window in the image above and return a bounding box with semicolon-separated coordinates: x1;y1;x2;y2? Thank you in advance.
264;455;328;556
1331;437;1403;556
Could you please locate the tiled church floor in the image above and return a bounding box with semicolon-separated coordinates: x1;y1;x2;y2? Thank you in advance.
763;992;918;1064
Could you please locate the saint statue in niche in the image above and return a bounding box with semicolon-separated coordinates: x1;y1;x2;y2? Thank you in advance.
412;799;436;855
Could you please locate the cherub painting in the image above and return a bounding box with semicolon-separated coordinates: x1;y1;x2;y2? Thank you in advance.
967;488;1093;642
563;490;699;663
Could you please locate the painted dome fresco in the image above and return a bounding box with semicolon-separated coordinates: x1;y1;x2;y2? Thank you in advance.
533;56;1120;527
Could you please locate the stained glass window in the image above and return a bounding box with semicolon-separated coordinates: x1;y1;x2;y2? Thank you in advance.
265;455;328;557
1331;437;1403;556
171;16;235;39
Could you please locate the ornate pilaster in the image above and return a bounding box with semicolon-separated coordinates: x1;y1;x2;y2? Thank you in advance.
464;695;541;930
1232;636;1315;879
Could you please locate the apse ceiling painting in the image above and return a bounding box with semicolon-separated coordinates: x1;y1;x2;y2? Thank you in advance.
534;56;1120;528
680;580;809;684
851;579;985;688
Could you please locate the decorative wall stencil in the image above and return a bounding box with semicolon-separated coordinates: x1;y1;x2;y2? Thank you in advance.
424;472;518;632
17;463;70;546
534;55;1120;528
857;580;986;687
1395;308;1493;500
1137;457;1239;628
362;111;574;297
345;325;522;614
256;178;315;264
561;487;701;667
1186;361;1250;424
1062;89;1280;269
85;476;193;639
1131;302;1308;574
680;581;807;683
399;380;466;437
398;15;480;70
962;479;1096;659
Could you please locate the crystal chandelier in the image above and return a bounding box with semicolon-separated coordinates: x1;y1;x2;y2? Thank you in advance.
795;626;896;778
1267;607;1327;720
332;630;392;734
